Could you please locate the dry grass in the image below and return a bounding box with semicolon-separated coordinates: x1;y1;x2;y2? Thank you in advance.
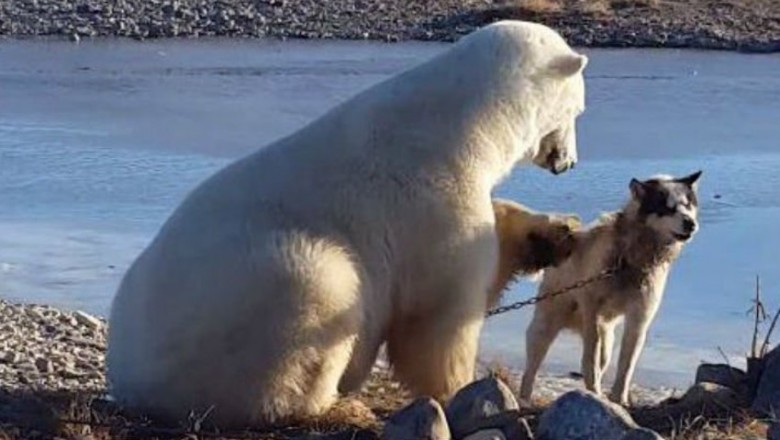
496;0;665;18
0;375;772;440
515;0;563;13
577;0;613;15
0;370;406;440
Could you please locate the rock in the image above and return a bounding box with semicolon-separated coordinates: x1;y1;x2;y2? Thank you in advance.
74;311;103;330
695;363;747;391
59;314;78;327
382;397;450;440
677;382;740;412
35;357;53;373
18;361;38;372
768;422;780;440
753;345;780;415
462;429;506;440
445;377;519;438
620;428;663;440
0;351;20;364
536;390;659;440
61;368;85;379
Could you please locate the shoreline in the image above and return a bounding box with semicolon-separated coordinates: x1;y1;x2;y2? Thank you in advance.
1;0;779;53
0;297;675;402
0;296;684;399
0;299;769;439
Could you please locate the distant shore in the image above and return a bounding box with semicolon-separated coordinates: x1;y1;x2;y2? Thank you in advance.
1;0;779;53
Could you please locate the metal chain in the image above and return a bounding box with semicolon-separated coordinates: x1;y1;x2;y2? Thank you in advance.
485;265;621;318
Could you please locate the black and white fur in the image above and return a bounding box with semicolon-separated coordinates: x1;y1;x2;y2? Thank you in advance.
519;171;702;406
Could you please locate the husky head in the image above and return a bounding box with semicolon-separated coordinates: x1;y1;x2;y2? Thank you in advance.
629;171;702;243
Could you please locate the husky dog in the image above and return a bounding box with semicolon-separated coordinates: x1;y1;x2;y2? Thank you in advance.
519;171;702;406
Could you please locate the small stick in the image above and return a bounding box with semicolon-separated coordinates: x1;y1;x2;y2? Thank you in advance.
716;346;732;367
750;275;764;358
761;305;780;358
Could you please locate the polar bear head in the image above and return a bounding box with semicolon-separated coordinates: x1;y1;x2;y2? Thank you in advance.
452;21;588;176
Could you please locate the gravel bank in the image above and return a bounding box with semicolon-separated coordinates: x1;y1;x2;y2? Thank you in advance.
0;300;106;392
0;298;675;402
1;0;779;52
0;298;701;439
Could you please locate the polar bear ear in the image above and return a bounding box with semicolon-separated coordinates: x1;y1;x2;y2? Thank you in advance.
547;53;588;78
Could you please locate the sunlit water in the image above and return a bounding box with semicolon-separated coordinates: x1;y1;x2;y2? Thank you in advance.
1;39;779;387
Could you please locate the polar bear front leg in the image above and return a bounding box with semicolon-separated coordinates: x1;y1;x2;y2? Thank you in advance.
387;215;498;401
385;232;496;401
386;306;485;401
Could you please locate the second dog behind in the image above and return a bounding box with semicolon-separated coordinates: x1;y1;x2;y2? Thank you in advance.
519;171;702;406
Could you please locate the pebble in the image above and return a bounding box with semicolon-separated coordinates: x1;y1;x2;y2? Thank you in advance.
35;357;54;373
74;310;104;330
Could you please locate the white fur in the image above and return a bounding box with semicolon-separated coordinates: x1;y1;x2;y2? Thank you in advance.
519;173;700;406
106;20;588;426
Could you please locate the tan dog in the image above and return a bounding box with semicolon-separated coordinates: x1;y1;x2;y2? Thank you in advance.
489;199;581;309
519;171;702;406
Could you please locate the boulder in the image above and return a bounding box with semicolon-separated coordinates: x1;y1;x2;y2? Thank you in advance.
536;390;661;440
752;345;780;415
768;422;780;440
620;428;664;440
382;397;451;440
461;428;506;440
677;382;740;411
445;377;519;439
694;363;747;391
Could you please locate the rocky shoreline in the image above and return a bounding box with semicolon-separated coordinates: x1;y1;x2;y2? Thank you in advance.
1;0;779;53
0;298;673;403
0;298;776;439
0;298;679;438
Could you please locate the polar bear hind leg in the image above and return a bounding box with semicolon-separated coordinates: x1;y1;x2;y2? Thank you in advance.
201;231;364;426
250;234;365;421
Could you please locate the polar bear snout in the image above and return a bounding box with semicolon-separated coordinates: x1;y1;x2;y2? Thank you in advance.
540;143;576;175
534;123;578;175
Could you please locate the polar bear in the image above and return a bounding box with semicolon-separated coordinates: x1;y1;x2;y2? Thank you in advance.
489;199;581;309
107;20;588;426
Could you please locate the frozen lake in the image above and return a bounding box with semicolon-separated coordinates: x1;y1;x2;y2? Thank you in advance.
1;38;779;388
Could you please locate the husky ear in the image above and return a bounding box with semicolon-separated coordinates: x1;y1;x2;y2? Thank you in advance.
629;178;647;200
548;53;588;78
678;170;702;188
